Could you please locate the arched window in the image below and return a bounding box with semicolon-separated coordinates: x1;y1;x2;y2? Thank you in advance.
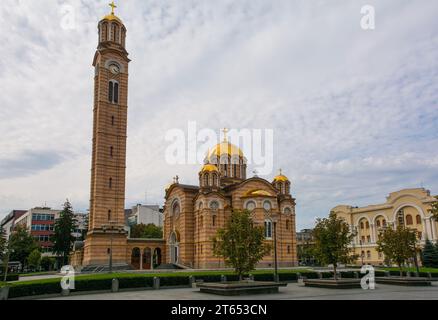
108;80;119;104
376;220;381;227
212;174;217;186
263;201;272;212
367;251;371;259
110;146;113;157
286;220;290;230
366;221;370;229
172;201;180;217
108;210;111;221
203;174;209;187
264;220;273;239
111;115;115;126
284;207;292;215
212;215;217;227
109;178;112;189
360;222;364;229
246;201;256;212
224;164;228;177
382;219;387;227
210;201;219;211
406;214;413;225
287;245;291;254
416;215;422;224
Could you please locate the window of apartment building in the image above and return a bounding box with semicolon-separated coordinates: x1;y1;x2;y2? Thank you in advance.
31;224;54;231
32;213;55;221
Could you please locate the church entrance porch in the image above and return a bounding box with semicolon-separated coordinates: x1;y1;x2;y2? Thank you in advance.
127;239;166;270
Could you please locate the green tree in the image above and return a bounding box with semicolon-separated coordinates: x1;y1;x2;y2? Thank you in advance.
0;227;6;260
312;212;356;280
52;200;76;266
428;196;438;220
422;240;438;268
377;225;417;276
40;256;55;271
27;249;41;271
130;223;163;239
212;209;271;281
9;225;39;271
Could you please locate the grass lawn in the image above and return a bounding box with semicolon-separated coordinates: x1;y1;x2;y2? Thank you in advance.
379;267;438;273
10;269;313;286
19;271;57;277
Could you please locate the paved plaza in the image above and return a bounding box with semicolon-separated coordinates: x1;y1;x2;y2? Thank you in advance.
46;282;438;300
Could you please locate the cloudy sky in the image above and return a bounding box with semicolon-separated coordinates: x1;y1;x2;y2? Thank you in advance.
0;0;437;229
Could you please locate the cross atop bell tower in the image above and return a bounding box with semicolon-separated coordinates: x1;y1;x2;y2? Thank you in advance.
109;1;117;15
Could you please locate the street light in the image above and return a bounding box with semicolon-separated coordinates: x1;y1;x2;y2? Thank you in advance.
102;221;124;274
271;216;279;283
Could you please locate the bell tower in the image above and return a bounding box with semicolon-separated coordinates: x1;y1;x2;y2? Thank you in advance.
83;1;130;267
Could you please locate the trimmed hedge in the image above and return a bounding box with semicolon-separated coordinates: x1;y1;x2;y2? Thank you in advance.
159;276;190;287
118;277;154;289
0;274;19;282
9;281;61;299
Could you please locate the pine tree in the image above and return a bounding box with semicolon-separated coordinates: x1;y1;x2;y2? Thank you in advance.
52;200;76;266
422;240;437;268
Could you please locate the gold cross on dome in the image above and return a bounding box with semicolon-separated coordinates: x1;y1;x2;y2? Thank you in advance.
222;128;229;142
109;1;117;15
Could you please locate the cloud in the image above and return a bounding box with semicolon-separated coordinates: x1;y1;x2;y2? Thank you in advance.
0;0;438;230
0;150;65;179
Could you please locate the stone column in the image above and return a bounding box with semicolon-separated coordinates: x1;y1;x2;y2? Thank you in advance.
370;224;375;243
140;251;143;270
431;218;437;241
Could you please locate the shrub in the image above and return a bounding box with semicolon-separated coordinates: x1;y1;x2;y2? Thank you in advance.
300;271;319;279
1;274;19;282
75;279;113;292
253;273;275;281
340;271;356;278
9;281;61;299
159;276;190;287
374;270;386;277
279;272;298;282
118;276;154;289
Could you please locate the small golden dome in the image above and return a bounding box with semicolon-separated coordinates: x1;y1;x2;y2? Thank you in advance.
207;141;244;158
273;169;289;182
102;13;123;24
245;189;272;197
201;164;219;172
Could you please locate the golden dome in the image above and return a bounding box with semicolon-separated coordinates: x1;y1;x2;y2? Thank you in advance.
207;141;244;158
102;13;123;24
273;169;289;182
245;189;272;197
201;164;219;172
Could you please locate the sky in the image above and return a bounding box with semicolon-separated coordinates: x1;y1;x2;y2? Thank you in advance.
0;0;437;230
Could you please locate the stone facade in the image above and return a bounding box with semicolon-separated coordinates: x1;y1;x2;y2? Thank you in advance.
332;188;438;266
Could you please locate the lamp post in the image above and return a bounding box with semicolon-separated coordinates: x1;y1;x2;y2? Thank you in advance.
359;239;364;266
102;221;123;274
272;218;279;283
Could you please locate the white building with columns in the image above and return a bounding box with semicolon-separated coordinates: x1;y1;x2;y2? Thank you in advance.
331;188;437;266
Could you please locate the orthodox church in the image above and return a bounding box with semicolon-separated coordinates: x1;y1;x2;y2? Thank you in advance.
164;137;298;268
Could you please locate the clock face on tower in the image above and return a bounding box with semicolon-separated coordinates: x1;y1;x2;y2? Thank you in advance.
109;63;120;75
